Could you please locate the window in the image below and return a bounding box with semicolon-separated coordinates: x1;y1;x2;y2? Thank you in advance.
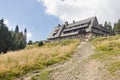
53;33;57;36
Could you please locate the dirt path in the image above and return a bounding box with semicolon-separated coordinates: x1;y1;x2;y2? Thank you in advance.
49;42;96;80
17;42;113;80
49;42;113;80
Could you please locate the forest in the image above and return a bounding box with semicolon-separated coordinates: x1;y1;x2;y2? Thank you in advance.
0;18;27;53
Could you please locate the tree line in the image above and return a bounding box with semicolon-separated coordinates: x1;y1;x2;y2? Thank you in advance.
1;17;120;53
0;18;27;53
104;19;120;34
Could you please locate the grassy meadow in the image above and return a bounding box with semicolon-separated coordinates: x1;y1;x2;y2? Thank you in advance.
0;39;80;80
90;35;120;75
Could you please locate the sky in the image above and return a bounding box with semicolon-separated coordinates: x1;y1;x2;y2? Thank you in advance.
0;0;120;42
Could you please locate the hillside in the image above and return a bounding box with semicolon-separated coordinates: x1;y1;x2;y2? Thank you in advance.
0;39;80;80
90;35;120;79
29;35;120;80
1;35;120;80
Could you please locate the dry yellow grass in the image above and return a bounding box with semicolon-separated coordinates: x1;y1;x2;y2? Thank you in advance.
0;39;80;80
90;35;120;77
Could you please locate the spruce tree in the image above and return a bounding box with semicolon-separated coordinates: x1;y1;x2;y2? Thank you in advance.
113;19;120;34
107;22;112;32
24;28;27;43
104;21;108;29
15;25;19;33
0;19;12;53
0;18;27;53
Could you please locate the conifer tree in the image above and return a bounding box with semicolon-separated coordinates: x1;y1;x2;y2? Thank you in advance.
113;19;120;34
0;19;12;53
15;25;19;33
107;22;112;32
24;28;27;43
104;21;108;29
0;18;27;53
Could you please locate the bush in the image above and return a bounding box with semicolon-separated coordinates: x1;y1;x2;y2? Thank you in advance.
28;40;33;45
38;41;44;46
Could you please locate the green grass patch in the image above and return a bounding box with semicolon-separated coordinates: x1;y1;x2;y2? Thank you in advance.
90;35;120;74
107;61;120;73
91;49;120;61
31;71;49;80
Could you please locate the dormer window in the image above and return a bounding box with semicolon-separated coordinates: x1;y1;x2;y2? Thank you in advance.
53;29;59;36
53;33;57;36
55;29;59;32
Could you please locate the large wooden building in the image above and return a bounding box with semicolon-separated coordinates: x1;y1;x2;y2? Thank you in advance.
47;17;113;41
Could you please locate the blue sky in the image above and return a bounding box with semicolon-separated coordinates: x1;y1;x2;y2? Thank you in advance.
0;0;61;41
0;0;120;41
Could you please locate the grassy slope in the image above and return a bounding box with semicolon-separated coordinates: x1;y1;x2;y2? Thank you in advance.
31;71;49;80
0;39;80;80
90;35;120;75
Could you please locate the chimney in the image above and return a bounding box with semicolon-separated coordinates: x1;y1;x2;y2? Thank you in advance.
65;21;68;26
73;20;75;23
58;24;60;27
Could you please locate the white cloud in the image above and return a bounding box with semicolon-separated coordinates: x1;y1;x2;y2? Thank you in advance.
4;19;9;26
3;19;14;30
38;0;120;24
27;32;32;39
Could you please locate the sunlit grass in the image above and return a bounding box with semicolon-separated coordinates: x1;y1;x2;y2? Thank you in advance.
90;35;120;75
31;71;49;80
107;61;120;72
0;39;80;80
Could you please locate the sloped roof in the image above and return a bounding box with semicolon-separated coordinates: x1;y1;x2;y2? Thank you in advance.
47;25;65;39
66;16;96;28
47;16;97;39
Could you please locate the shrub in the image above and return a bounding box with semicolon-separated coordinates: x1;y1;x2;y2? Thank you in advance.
28;40;33;45
38;41;44;46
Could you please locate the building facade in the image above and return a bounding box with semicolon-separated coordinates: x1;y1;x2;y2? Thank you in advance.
47;17;113;41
